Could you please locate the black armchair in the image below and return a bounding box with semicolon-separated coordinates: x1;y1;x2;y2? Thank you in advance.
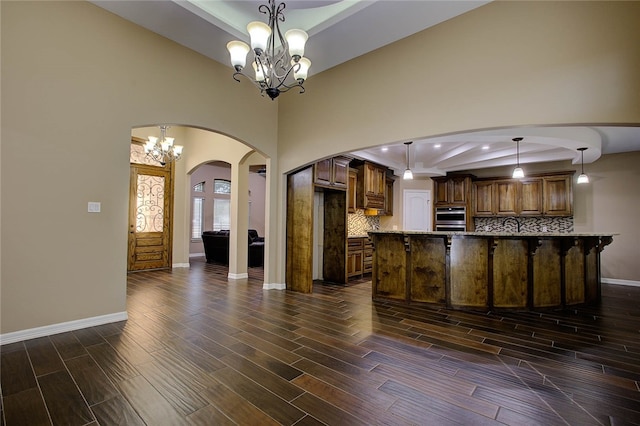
201;229;264;267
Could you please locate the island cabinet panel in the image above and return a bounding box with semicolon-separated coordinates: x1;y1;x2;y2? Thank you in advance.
564;239;585;305
450;238;488;308
584;239;599;303
409;236;446;304
533;239;562;307
372;234;406;301
493;239;528;308
369;231;612;311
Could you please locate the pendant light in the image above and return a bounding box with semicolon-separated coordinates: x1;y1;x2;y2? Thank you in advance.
512;137;524;179
403;141;413;180
577;147;589;184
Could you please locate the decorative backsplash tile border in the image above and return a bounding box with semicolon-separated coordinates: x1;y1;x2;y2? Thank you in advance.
348;210;380;236
474;216;574;233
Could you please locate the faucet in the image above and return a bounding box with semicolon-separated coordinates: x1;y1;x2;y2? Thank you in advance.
502;217;521;232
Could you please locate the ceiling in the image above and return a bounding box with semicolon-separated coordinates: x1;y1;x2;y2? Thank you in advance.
92;0;640;176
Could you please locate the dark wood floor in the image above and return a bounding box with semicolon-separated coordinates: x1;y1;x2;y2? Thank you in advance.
2;258;640;425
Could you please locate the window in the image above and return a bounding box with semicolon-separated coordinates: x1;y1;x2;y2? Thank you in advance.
193;181;205;192
213;198;230;231
214;179;231;194
192;197;204;239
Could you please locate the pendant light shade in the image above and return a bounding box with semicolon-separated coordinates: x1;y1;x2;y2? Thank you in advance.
512;137;524;179
403;141;413;180
577;147;589;184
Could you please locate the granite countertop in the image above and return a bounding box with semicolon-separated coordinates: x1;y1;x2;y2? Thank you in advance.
348;234;371;239
367;230;618;237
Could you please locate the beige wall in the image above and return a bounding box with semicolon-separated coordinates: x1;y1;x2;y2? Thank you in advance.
1;1;278;334
2;1;640;336
279;1;640;172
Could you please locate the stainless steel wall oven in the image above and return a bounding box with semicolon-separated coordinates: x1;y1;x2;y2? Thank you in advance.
435;206;466;232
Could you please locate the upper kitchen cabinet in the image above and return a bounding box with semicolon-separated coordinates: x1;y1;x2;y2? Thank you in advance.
519;178;543;216
314;156;350;190
348;168;358;214
356;161;387;210
472;181;495;216
472;172;573;217
382;176;395;216
433;175;472;206
543;174;573;216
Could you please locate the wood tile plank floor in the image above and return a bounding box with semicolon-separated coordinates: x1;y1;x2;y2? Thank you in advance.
2;257;640;425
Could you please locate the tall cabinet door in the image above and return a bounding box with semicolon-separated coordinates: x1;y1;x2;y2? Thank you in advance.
286;167;315;293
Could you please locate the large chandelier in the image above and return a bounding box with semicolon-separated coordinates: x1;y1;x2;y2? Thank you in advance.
226;0;311;100
144;126;183;166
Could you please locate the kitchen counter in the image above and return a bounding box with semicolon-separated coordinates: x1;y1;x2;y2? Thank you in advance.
368;231;615;311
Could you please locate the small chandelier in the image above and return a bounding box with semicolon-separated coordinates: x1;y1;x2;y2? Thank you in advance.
577;147;589;184
403;141;414;180
512;137;525;179
226;0;311;100
144;126;183;166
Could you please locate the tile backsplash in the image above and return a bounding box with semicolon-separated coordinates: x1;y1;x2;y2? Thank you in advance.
348;210;380;236
474;216;574;233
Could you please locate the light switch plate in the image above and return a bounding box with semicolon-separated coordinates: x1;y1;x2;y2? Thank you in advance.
88;202;101;213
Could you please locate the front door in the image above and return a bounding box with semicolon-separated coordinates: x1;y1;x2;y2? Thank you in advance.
128;160;173;271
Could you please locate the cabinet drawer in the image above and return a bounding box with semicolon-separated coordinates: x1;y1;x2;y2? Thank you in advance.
348;238;364;251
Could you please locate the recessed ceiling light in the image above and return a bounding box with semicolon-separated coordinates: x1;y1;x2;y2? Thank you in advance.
381;147;388;152
434;144;441;148
482;145;489;150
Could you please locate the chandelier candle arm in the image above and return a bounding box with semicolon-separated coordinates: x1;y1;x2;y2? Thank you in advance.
226;0;311;100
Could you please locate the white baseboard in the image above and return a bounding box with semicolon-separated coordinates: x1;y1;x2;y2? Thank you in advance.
228;272;249;280
172;263;190;268
189;252;205;258
263;283;286;290
602;278;640;287
0;311;128;346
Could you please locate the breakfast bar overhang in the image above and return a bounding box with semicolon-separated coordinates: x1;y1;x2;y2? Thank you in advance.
368;231;614;311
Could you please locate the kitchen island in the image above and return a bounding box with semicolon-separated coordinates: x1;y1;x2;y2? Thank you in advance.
368;231;614;311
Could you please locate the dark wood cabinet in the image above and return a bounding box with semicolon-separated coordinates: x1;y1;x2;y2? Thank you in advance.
347;238;364;278
472;172;573;217
382;176;394;216
348;236;373;280
519;178;543;215
363;237;373;274
348;168;357;213
314;156;350;190
473;181;495;216
357;162;386;210
494;180;518;215
543;175;573;216
433;175;472;206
